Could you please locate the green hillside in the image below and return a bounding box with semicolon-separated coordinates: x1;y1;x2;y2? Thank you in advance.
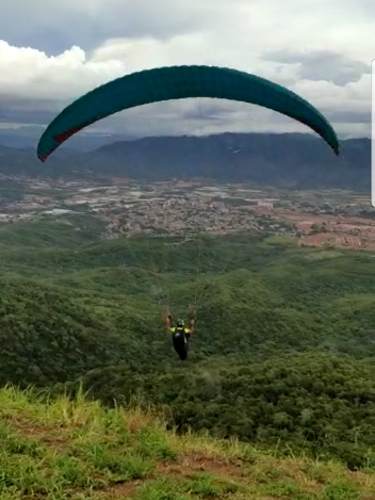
0;386;374;499
0;214;375;471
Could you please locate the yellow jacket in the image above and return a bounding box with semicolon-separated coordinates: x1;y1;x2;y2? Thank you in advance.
170;326;191;335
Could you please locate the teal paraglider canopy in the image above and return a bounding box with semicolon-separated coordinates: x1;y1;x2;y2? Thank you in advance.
37;65;339;161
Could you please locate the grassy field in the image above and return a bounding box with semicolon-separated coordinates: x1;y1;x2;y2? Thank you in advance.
0;386;374;499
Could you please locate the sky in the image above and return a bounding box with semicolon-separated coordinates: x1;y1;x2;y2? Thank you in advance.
0;0;372;144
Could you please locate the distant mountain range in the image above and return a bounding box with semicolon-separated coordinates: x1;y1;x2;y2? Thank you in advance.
0;133;370;190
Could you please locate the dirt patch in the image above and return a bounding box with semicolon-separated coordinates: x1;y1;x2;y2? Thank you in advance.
96;480;142;498
158;452;244;479
7;416;69;451
269;209;375;251
94;453;245;498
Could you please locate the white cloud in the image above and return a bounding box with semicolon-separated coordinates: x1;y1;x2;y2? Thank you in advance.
0;40;125;102
0;0;372;139
264;50;370;85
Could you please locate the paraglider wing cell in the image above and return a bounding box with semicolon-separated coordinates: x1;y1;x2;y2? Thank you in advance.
37;65;339;161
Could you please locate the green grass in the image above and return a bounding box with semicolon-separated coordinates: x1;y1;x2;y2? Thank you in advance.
0;386;373;499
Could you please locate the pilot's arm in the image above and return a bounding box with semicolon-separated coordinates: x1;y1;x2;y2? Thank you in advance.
188;305;196;334
191;319;195;334
164;307;173;331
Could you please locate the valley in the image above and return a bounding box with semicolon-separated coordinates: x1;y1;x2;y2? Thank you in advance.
0;175;373;249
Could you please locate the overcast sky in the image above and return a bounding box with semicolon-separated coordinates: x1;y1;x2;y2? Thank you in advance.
0;0;372;142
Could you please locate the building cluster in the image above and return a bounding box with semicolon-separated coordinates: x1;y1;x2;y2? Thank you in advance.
4;177;372;249
103;196;262;237
0;177;295;237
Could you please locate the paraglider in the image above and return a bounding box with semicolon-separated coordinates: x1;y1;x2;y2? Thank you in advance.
37;65;340;361
37;65;339;161
164;307;196;360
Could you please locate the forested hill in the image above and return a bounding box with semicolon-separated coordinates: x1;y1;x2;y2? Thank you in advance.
1;215;375;469
0;133;370;190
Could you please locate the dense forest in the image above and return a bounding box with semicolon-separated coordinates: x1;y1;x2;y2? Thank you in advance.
0;213;374;468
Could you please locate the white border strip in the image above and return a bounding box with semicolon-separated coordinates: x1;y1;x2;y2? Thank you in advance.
372;60;375;206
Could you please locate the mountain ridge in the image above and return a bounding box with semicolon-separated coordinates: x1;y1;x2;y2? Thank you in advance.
0;132;370;190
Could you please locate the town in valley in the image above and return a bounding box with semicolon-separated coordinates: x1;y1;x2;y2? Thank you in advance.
0;174;374;250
